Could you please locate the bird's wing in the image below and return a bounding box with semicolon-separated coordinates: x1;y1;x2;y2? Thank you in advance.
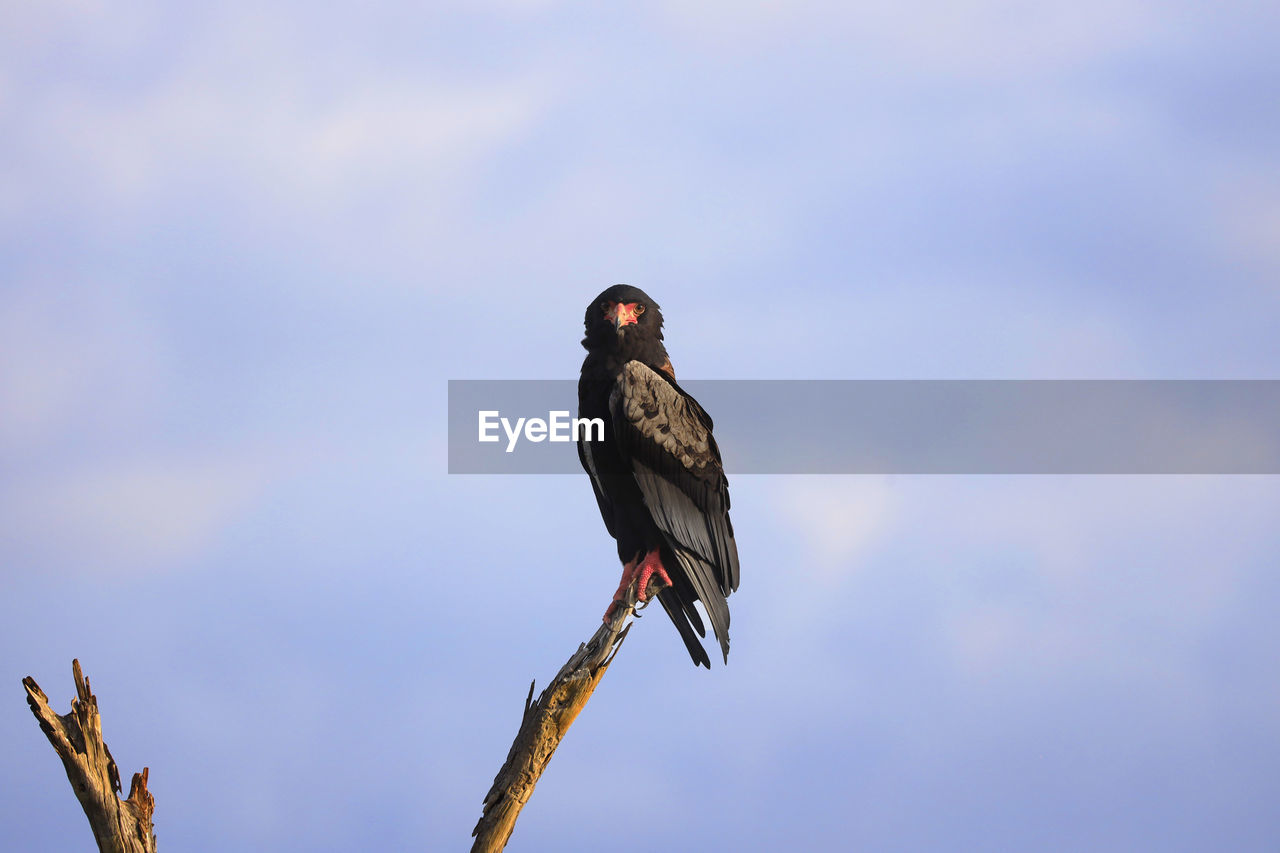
576;438;616;538
610;360;740;661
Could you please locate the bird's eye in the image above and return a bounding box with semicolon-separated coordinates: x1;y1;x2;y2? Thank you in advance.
600;301;610;312
635;304;646;315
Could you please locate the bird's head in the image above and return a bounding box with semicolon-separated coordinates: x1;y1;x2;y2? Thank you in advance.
582;284;664;352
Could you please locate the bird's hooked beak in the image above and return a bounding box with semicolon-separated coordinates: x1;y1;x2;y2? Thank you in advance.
607;302;641;333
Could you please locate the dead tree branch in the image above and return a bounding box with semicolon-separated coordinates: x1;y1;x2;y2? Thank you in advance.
23;660;157;853
470;575;666;852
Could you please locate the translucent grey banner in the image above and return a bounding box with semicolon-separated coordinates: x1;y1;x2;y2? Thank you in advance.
447;380;1280;474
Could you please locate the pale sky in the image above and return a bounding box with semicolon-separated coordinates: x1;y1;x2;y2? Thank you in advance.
3;2;1279;851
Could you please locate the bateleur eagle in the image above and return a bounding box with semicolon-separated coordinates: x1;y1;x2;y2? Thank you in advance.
577;285;740;668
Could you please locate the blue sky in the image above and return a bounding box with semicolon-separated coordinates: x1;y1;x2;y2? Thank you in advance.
3;2;1278;850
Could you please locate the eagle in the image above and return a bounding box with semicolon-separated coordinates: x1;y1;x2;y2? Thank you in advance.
577;284;740;667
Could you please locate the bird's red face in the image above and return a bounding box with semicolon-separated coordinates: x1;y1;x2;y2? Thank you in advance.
602;300;645;331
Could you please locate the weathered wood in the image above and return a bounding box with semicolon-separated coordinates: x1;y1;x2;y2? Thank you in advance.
23;660;157;853
470;575;666;852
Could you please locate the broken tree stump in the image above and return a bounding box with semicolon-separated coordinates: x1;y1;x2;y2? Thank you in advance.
23;659;157;853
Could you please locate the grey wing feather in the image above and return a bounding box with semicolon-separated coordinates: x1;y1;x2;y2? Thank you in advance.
611;361;740;659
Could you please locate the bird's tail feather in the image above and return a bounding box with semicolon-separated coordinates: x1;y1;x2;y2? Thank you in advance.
657;588;711;669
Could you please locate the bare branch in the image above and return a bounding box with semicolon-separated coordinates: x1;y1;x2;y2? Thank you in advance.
470;575;667;852
23;660;157;853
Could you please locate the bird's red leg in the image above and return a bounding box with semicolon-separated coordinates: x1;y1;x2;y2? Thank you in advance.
603;554;641;623
603;548;673;623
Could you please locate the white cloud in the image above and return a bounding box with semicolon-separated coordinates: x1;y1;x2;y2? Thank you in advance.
758;474;1277;687
1212;168;1280;286
2;6;552;226
774;475;896;577
906;477;1275;683
0;285;163;455
659;0;1176;76
30;76;545;212
0;450;274;576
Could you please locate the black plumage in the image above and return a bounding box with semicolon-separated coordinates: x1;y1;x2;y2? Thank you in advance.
577;285;740;667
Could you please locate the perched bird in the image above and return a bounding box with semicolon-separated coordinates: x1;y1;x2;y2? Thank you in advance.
577;285;740;667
